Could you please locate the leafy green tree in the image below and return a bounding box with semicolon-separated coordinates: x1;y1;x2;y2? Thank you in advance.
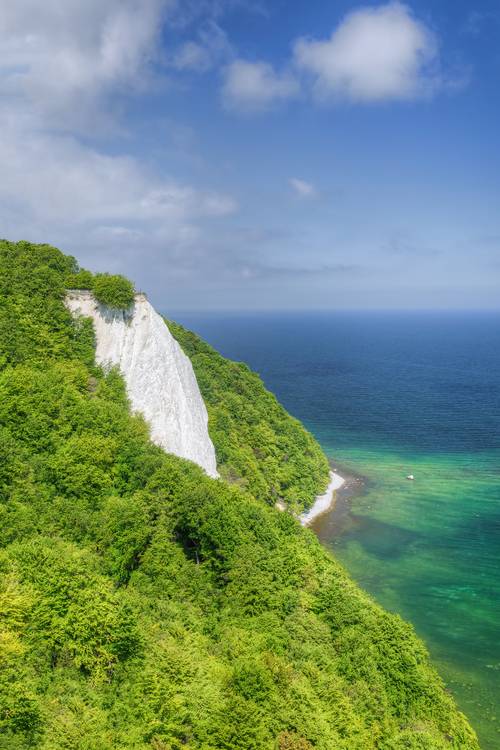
92;272;135;308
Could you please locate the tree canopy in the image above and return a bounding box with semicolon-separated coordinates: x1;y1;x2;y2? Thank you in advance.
0;239;478;749
66;268;135;309
91;272;135;308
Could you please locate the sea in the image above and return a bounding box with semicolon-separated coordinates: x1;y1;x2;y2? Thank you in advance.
168;310;500;749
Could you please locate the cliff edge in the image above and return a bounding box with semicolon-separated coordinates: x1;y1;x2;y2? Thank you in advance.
65;289;218;478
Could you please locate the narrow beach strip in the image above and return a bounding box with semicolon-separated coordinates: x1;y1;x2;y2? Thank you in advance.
300;470;346;526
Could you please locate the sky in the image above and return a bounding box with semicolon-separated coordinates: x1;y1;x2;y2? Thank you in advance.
1;0;499;310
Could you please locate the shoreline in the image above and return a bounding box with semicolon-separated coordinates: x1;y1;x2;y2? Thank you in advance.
300;470;346;526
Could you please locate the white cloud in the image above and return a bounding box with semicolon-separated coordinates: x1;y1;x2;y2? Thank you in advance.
0;111;238;298
293;2;440;102
222;59;299;112
0;0;238;283
289;178;317;199
0;117;236;227
0;0;170;128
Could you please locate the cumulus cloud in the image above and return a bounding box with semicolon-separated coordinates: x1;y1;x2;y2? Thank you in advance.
293;2;440;102
222;59;299;111
0;0;173;129
0;0;238;292
289;178;317;199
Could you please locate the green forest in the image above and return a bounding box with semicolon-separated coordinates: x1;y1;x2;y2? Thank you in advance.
166;320;329;509
0;240;478;749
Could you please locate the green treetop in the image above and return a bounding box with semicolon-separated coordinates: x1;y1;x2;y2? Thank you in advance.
92;273;135;309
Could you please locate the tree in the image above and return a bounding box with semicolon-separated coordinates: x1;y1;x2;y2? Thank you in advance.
92;273;135;309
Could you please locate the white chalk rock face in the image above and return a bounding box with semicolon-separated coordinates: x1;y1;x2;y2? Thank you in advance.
65;290;218;478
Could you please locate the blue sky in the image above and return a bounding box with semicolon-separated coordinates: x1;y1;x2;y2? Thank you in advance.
1;1;499;309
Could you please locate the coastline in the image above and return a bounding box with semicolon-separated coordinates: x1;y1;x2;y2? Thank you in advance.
300;470;346;526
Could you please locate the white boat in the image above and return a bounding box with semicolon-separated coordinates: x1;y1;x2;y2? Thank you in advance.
407;474;415;480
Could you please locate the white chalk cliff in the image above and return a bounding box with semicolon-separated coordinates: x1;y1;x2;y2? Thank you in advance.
65;290;218;478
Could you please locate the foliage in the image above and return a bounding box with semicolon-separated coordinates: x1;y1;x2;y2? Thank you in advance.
166;320;330;510
92;272;135;309
0;239;478;749
66;269;94;289
65;269;134;310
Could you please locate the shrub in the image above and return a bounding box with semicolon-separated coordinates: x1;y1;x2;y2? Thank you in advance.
92;273;135;309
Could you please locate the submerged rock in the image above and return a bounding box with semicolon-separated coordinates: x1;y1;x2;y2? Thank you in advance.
65;290;218;478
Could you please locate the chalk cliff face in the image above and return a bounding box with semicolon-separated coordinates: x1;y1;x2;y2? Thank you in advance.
65;290;218;478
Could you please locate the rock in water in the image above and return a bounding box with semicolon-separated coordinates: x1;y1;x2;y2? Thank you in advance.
66;290;218;478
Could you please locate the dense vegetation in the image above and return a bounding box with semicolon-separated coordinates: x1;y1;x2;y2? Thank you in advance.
0;240;478;749
167;321;330;509
68;269;135;309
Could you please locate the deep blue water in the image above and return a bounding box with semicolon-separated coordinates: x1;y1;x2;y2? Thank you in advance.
169;311;500;455
167;310;500;748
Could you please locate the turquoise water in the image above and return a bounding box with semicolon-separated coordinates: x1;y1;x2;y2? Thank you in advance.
171;311;500;748
314;447;500;749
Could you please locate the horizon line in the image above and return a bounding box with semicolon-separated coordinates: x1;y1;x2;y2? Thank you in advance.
161;307;500;315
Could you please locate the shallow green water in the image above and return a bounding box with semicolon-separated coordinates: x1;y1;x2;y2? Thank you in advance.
173;311;500;748
314;447;500;749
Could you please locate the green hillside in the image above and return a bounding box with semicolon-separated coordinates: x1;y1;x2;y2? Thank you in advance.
0;240;478;749
166;320;329;509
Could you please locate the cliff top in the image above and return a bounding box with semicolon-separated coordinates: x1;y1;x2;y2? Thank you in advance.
66;288;148;303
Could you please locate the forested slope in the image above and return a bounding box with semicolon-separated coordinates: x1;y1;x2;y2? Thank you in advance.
166;320;329;509
0;240;478;750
